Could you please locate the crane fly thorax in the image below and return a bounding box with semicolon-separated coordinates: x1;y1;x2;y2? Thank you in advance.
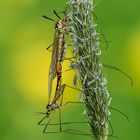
55;19;67;33
54;19;67;63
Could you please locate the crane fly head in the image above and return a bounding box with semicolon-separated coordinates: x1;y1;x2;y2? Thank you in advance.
55;18;67;33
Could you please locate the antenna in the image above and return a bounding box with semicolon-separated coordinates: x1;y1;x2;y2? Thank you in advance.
42;15;55;21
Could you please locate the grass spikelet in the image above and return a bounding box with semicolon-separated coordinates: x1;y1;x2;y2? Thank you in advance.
67;0;111;139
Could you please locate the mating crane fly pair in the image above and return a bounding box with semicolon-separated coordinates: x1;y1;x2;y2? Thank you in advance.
36;8;133;137
43;10;68;116
37;9;75;133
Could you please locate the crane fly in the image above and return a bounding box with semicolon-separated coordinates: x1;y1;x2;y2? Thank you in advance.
47;15;68;105
37;9;131;136
38;10;88;133
37;10;69;133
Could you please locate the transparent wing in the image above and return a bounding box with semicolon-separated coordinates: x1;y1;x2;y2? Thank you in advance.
48;64;56;103
52;84;66;105
48;41;57;103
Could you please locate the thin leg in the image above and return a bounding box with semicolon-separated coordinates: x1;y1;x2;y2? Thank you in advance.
59;108;62;131
65;68;74;72
63;5;68;16
38;121;88;126
63;56;76;60
72;94;126;137
102;64;133;86
98;32;111;49
59;84;64;107
57;88;115;137
38;115;47;125
42;15;55;21
65;84;83;92
39;119;118;138
46;44;53;52
61;101;83;108
63;57;76;63
53;3;69;19
109;106;129;121
52;84;66;104
34;112;46;115
43;5;69;23
92;12;97;20
43;117;52;133
54;5;69;16
56;84;64;132
53;10;61;19
64;129;118;138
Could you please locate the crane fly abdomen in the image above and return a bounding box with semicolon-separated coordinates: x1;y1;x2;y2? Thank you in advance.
47;18;67;106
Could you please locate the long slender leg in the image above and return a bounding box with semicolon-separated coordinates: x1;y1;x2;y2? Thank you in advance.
38;115;47;125
63;5;68;16
103;64;133;86
64;129;118;138
108;106;129;121
65;68;75;72
42;15;55;21
42;129;118;138
59;108;62;131
97;32;111;49
46;44;53;52
65;84;83;92
61;101;83;108
53;10;61;19
38;121;88;126
60;100;127;136
59;87;115;137
54;5;69;16
57;84;65;132
61;85;126;136
34;112;46;115
63;56;76;61
59;88;64;106
43;117;53;133
53;4;69;20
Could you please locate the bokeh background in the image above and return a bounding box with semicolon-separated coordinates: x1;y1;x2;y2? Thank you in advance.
0;0;140;140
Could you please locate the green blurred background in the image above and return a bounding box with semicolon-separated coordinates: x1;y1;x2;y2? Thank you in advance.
0;0;140;140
